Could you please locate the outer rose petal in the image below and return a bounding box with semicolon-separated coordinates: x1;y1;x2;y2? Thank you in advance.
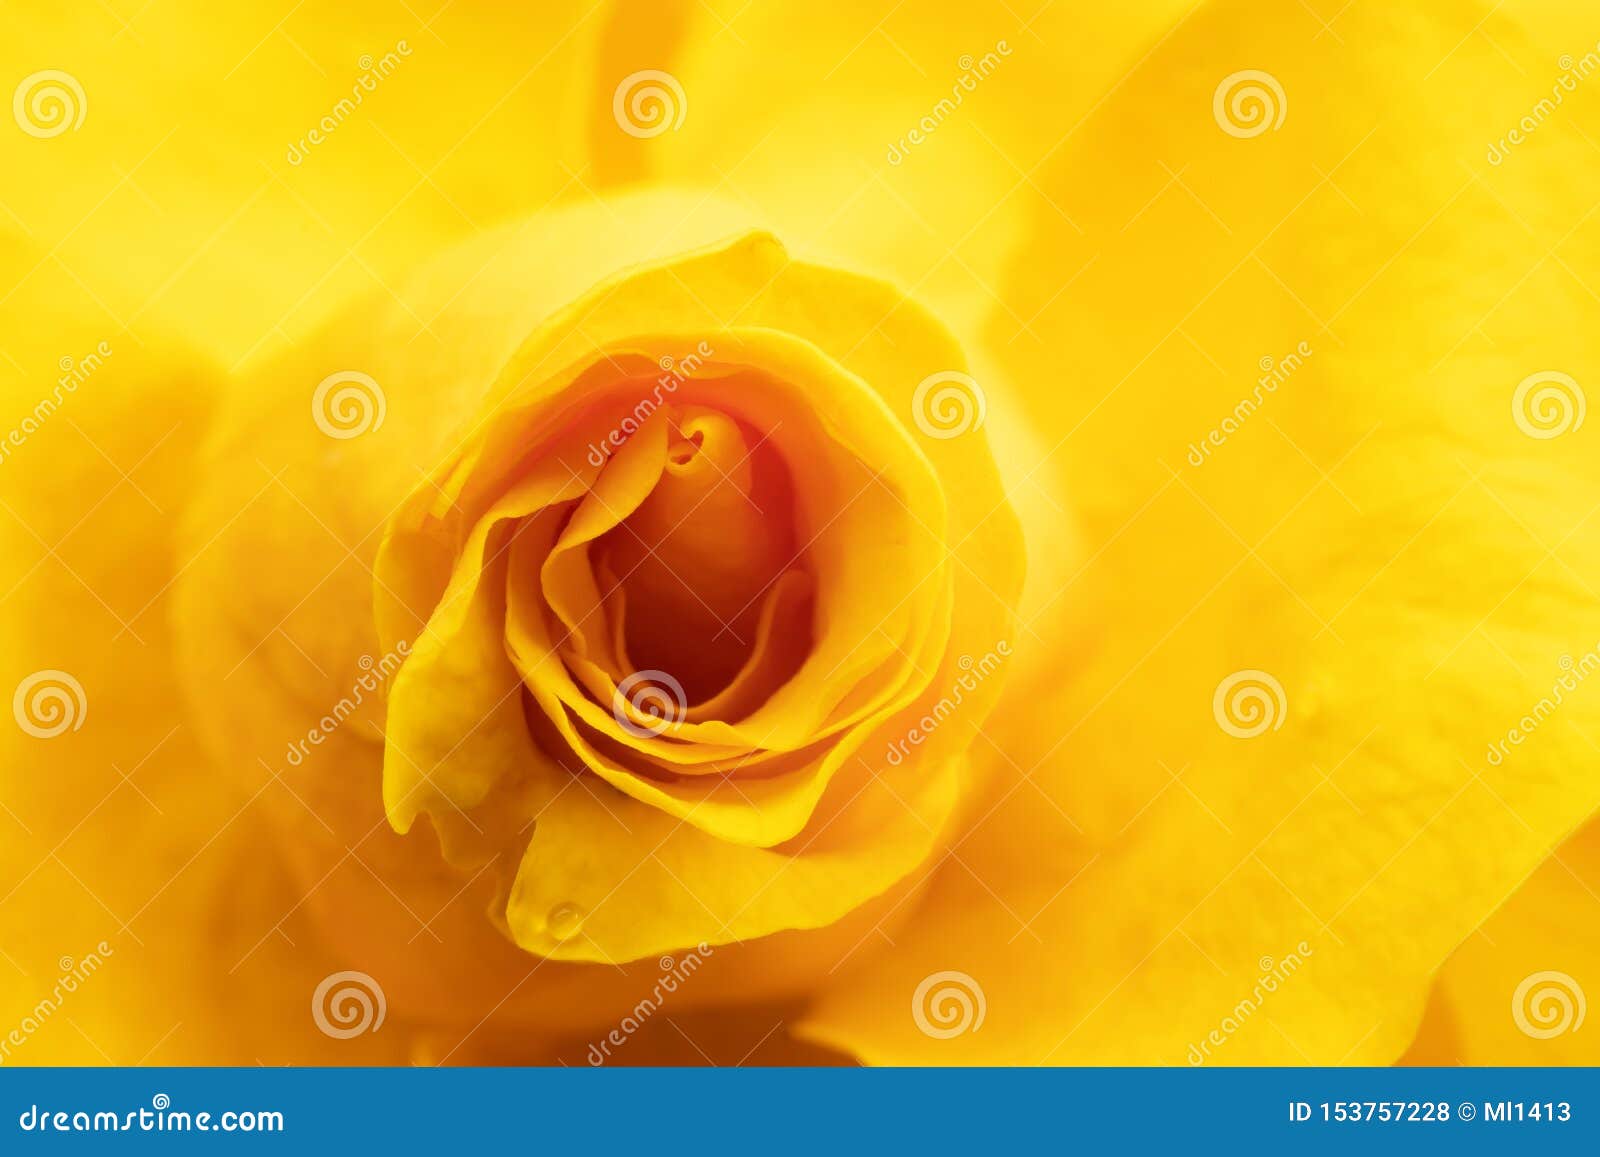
1401;815;1600;1066
0;232;407;1064
795;0;1600;1063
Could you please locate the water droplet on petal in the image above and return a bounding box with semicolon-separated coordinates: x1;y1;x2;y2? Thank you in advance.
547;901;585;940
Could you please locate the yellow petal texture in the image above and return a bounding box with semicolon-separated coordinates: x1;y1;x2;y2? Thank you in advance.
593;0;1199;340
0;0;606;369
0;230;409;1064
174;186;1023;984
1402;814;1600;1065
797;0;1600;1063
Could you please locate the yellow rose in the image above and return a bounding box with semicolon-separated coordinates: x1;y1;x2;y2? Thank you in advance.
174;189;1024;980
5;0;1600;1068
